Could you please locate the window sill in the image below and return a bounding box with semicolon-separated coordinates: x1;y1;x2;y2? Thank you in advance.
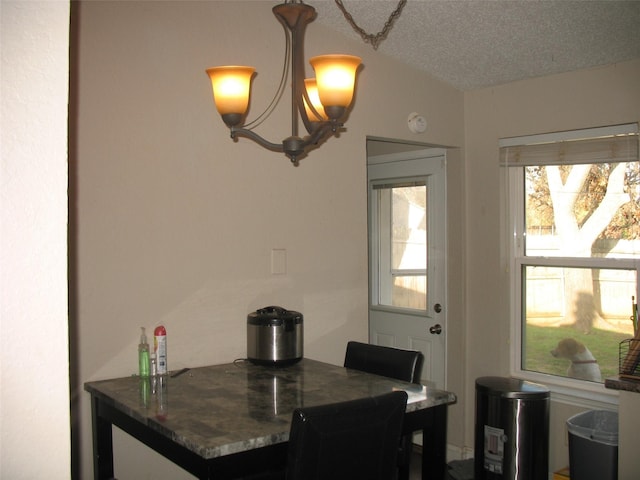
604;376;640;394
511;370;619;408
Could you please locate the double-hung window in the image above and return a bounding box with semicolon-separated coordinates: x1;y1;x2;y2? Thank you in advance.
501;124;640;397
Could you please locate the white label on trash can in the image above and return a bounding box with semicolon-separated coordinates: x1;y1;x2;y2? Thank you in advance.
484;425;506;474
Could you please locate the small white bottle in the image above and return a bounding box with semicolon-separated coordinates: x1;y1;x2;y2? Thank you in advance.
154;325;167;375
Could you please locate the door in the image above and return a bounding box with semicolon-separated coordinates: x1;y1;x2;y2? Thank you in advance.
367;147;447;389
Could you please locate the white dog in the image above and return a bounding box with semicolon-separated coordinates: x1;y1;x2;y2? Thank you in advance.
550;338;602;382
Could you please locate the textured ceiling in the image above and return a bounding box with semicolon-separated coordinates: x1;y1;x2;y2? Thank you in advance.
311;0;640;91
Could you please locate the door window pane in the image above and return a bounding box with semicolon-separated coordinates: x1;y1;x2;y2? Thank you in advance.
376;184;427;310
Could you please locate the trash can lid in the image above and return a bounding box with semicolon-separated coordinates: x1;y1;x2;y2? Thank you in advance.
476;376;550;399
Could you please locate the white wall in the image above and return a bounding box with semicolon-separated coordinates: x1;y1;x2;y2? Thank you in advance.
71;2;465;478
465;59;640;471
0;1;71;478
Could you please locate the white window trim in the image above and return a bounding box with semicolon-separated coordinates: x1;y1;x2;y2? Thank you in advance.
507;167;621;406
502;124;640;407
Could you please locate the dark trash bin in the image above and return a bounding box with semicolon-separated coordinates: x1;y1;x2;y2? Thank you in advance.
567;409;618;480
474;377;550;480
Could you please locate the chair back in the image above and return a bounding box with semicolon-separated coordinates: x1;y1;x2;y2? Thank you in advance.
286;391;408;480
344;341;424;383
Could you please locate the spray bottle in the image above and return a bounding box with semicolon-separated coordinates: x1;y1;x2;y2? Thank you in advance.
138;327;150;377
154;325;167;375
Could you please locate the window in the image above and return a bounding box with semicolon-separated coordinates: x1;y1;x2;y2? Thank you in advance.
502;124;640;394
372;181;427;310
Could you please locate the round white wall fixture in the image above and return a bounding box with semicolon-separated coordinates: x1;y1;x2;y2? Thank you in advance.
407;112;427;133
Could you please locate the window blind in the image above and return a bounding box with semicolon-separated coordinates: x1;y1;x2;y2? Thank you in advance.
499;123;639;166
371;180;426;190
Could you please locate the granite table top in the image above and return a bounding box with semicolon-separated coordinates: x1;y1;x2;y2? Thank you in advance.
85;358;456;461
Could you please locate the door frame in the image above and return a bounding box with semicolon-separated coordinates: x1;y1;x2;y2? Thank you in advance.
366;138;449;389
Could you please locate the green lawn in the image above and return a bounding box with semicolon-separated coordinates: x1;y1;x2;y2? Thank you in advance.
524;324;631;380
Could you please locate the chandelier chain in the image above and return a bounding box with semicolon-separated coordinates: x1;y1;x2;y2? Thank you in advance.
334;0;407;50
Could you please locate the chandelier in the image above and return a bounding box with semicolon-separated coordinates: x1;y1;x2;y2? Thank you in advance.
206;1;362;166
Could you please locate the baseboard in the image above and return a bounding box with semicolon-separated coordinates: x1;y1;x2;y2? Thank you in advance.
412;444;474;462
445;444;474;461
461;446;474;460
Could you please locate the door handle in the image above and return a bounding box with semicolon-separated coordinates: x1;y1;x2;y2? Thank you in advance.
429;324;442;335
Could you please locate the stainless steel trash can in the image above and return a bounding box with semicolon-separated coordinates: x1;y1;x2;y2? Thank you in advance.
474;377;550;480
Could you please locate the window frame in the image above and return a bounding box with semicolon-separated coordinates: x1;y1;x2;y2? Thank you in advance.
370;178;429;313
503;125;640;405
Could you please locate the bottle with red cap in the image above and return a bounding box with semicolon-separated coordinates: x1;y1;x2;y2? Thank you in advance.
154;325;167;375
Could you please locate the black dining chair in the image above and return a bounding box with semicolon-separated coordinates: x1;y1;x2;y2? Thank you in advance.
343;341;424;480
286;390;408;480
343;341;424;383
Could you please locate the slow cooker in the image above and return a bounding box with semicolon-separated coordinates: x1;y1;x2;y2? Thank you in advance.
247;306;303;366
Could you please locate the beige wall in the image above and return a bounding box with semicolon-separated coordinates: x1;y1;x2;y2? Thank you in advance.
3;1;638;478
619;391;640;479
71;1;464;478
465;59;640;471
1;1;71;478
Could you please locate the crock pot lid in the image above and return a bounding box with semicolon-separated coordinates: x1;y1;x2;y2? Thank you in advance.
247;306;303;326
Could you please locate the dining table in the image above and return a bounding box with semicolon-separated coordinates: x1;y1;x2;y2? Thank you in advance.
84;358;457;479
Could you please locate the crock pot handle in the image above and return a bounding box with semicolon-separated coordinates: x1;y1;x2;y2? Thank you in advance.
257;306;287;315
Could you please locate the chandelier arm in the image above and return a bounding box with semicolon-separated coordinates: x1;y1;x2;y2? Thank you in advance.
273;3;325;139
231;117;336;161
230;127;285;153
294;56;314;134
282;121;337;164
304;121;338;145
288;4;310;137
291;29;300;139
243;19;292;130
288;8;319;134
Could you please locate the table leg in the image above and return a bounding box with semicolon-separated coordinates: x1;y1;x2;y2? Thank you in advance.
90;396;114;480
421;405;448;479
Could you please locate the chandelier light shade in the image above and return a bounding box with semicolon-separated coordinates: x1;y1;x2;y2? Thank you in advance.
302;79;328;122
309;54;361;114
206;66;255;126
205;1;362;165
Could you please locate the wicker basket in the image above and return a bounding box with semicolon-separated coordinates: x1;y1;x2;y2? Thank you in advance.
619;338;640;380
